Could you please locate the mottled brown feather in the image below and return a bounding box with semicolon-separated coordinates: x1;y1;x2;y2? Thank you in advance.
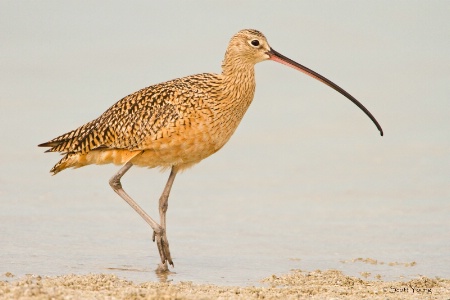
39;29;269;174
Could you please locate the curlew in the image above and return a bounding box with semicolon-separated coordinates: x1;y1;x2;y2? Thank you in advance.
39;29;383;271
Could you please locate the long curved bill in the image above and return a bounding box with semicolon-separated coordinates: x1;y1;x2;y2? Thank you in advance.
267;48;383;136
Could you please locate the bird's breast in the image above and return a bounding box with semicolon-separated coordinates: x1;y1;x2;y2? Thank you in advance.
131;73;256;169
131;108;221;169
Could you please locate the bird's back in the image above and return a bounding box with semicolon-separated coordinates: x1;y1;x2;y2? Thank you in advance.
40;72;227;174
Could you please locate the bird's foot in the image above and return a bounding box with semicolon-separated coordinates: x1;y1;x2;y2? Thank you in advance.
156;262;169;273
153;229;174;269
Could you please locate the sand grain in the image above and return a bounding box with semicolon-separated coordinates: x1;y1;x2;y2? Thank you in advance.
1;270;449;300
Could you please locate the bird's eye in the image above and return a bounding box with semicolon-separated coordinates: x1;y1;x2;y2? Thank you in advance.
250;39;260;47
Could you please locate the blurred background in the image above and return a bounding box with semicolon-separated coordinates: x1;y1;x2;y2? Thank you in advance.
1;1;449;285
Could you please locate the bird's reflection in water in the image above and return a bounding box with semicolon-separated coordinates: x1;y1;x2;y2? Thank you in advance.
155;268;176;283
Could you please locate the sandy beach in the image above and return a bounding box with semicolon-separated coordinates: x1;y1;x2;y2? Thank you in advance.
2;269;449;300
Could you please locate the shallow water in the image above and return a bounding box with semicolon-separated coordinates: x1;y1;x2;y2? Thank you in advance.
2;136;449;286
1;1;449;287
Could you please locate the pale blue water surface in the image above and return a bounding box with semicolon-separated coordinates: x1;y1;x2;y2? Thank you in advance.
1;1;449;286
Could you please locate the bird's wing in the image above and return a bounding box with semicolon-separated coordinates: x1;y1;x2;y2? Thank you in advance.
39;74;218;154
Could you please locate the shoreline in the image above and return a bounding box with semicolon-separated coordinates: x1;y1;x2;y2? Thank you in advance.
2;269;449;299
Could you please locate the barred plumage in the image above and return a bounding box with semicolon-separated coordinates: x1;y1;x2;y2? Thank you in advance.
40;73;225;170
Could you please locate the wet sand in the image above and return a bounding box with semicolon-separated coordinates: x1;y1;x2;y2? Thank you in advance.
2;269;449;300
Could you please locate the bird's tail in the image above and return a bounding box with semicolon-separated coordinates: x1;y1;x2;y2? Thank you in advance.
50;153;80;175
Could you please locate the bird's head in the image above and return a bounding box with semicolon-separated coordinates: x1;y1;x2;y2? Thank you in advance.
224;29;272;65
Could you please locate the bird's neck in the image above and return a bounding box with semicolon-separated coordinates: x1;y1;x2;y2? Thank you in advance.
220;54;256;112
221;51;256;81
208;55;256;149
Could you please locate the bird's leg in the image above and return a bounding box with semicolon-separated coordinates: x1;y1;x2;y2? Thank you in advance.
109;162;169;265
153;166;178;271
